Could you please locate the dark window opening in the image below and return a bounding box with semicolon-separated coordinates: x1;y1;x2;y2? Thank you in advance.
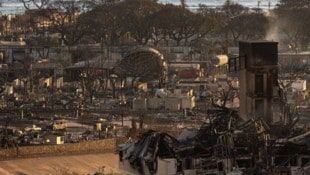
218;162;223;171
255;74;264;95
255;99;264;117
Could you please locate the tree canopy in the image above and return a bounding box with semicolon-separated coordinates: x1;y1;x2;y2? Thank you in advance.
274;0;310;50
5;0;308;50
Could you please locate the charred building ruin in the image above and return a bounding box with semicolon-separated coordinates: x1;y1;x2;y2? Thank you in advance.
118;41;310;175
230;41;279;124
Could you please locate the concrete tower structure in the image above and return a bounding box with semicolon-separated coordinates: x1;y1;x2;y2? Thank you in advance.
230;41;279;124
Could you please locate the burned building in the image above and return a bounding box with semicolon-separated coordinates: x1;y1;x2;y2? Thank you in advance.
229;41;279;124
119;41;310;175
119;110;310;175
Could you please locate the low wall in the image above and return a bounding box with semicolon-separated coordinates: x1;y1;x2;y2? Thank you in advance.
0;138;124;160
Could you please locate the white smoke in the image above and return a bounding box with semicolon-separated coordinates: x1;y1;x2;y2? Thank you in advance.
265;12;281;42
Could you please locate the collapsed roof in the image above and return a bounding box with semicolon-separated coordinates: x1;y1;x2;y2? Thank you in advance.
119;107;310;174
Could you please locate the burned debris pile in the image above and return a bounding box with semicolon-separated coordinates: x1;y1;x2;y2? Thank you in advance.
119;41;310;174
119;130;179;174
119;107;310;175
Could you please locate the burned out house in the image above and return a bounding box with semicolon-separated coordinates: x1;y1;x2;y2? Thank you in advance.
118;41;310;175
119;105;310;175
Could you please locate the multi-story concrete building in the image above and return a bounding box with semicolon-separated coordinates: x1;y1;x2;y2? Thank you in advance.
229;41;279;124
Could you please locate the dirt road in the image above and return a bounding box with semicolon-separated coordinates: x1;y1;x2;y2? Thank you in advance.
0;153;120;175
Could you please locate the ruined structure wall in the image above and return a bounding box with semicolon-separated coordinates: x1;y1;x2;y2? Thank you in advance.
238;41;278;123
239;69;248;121
0;138;120;159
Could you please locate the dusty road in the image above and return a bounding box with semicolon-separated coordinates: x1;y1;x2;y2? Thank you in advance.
0;153;120;175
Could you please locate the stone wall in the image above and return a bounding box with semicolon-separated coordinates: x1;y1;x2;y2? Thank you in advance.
0;138;121;160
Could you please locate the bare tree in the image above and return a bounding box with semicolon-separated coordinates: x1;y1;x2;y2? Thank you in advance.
80;61;106;104
277;60;307;127
21;0;50;10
